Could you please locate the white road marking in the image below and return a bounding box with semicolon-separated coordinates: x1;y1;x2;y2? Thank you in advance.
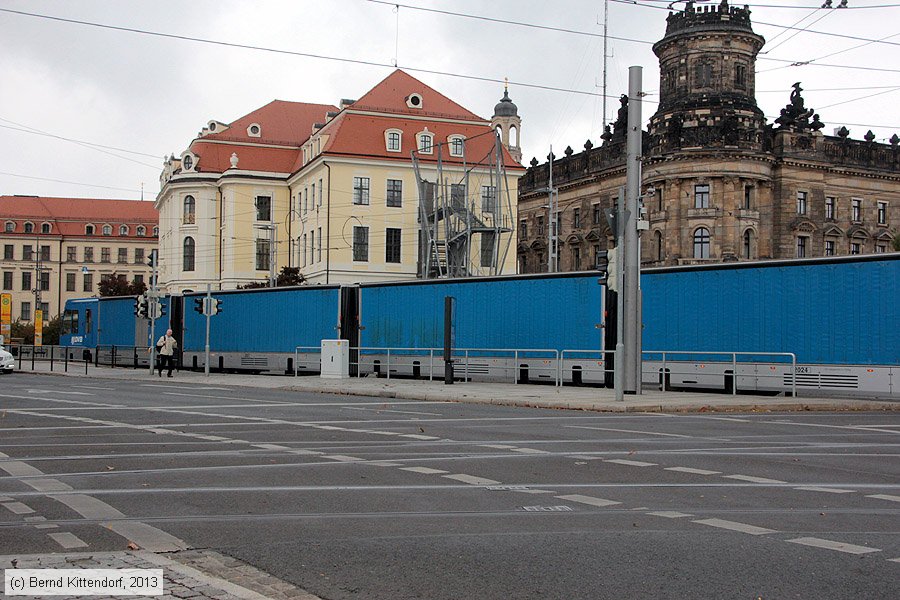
48;532;88;549
795;486;856;494
693;518;777;535
401;434;440;440
323;455;364;462
511;448;550;454
567;455;603;460
442;474;501;485
72;385;114;390
866;494;900;503
566;425;694;438
27;389;93;396
888;557;900;563
665;467;721;475
480;444;517;450
788;537;881;555
605;459;657;467
2;501;35;515
343;406;442;416
35;524;59;529
555;494;621;508
400;467;448;475
289;449;324;456
723;475;786;484
252;444;292;451
368;461;403;467
0;496;13;502
647;511;693;519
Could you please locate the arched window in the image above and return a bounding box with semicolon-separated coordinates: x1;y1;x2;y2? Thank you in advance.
102;224;112;236
449;136;465;157
85;224;95;236
183;237;195;271
510;125;519;147
136;225;146;237
417;132;433;154
743;229;754;259
654;230;664;262
385;129;402;152
119;224;129;236
693;227;710;259
4;221;14;233
41;223;51;234
152;226;159;237
183;195;196;224
24;222;34;234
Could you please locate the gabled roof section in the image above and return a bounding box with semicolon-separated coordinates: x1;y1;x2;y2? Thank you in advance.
351;70;486;122
188;140;299;174
207;100;338;146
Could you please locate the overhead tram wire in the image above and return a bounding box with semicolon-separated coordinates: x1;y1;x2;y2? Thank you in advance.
626;0;900;9
0;119;162;159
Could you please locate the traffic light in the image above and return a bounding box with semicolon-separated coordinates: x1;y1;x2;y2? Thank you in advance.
133;296;143;317
193;298;204;314
212;298;222;315
158;301;167;318
147;250;158;269
606;247;619;292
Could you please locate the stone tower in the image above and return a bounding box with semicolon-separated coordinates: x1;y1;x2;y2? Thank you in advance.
492;83;522;164
648;0;767;155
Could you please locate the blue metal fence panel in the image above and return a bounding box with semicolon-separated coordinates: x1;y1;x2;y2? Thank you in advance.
641;258;900;365
360;274;604;351
182;287;340;352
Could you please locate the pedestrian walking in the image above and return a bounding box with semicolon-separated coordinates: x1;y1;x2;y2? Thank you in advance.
155;329;178;377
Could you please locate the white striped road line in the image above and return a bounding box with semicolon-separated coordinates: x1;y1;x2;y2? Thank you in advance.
567;455;603;460
480;444;517;449
343;406;443;416
72;385;114;390
252;444;292;451
788;537;881;555
442;474;501;486
401;434;440;440
0;496;13;502
2;501;35;515
888;558;900;563
723;475;786;484
693;518;777;535
647;511;693;519
368;461;403;467
323;455;364;462
795;486;856;494
605;459;657;467
866;494;900;503
511;448;550;454
48;532;89;549
555;494;621;508
665;467;721;475
565;425;694;438
25;516;58;530
289;449;324;456
401;467;449;475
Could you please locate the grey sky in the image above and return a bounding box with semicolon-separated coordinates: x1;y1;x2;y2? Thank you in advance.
1;0;897;201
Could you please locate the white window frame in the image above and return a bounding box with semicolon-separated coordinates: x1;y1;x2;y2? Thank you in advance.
448;135;465;157
385;129;402;153
417;130;434;154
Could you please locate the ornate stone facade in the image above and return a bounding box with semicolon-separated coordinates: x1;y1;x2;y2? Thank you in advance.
518;0;899;272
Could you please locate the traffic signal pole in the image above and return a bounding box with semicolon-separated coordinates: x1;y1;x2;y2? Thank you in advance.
204;284;211;377
624;66;643;395
147;250;159;377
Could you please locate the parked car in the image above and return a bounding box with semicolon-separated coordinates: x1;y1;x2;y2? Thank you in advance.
0;348;14;374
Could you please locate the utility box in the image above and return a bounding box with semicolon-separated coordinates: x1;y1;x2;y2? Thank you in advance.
320;339;350;379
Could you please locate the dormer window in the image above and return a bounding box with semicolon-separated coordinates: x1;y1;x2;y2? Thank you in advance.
406;93;423;109
41;223;51;234
3;221;13;233
119;224;129;236
417;130;433;154
181;151;196;172
449;135;465;157
85;224;95;236
136;225;146;237
385;129;402;153
152;226;159;237
24;222;34;234
247;123;261;137
102;224;112;236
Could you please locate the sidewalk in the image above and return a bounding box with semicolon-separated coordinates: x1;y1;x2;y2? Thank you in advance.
12;361;898;413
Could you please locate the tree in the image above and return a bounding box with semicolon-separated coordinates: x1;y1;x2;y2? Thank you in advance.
237;266;306;289
97;273;147;297
892;232;900;252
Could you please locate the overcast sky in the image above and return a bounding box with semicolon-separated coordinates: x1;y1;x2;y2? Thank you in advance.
1;0;897;202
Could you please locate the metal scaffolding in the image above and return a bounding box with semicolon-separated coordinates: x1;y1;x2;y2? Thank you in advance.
413;132;514;279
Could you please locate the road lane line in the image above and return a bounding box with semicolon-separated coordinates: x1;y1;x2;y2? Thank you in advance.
866;494;900;503
888;557;900;563
567;455;603;460
401;434;441;440
2;501;35;515
647;511;693;518
693;518;777;535
442;474;501;485
368;461;403;467
401;467;448;475
565;425;695;438
323;455;364;462
665;467;721;475
795;486;856;494
555;494;621;508
724;475;786;484
511;448;550;454
480;444;517;449
605;459;657;467
48;532;88;549
252;444;292;451
787;537;881;555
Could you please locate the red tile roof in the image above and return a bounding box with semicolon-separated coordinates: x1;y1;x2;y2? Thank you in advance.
1;196;158;239
351;70;485;122
188;141;300;174
206;100;338;146
316;114;524;170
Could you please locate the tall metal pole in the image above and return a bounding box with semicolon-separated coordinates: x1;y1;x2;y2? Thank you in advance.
269;225;277;287
615;186;626;403
547;146;555;273
204;283;211;377
624;65;643;395
602;0;609;129
148;249;158;377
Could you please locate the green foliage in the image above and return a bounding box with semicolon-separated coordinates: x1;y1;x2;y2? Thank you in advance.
892;232;900;252
10;319;34;344
8;315;62;345
237;266;306;289
97;273;148;297
42;314;62;345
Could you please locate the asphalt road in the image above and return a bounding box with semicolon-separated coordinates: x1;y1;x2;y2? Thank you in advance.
1;373;898;599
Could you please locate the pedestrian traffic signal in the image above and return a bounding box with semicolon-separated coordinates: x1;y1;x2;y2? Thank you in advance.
133;295;148;318
147;250;158;269
212;298;222;315
193;298;204;314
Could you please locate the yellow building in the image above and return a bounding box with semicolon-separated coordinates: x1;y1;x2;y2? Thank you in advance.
0;195;159;322
156;70;522;291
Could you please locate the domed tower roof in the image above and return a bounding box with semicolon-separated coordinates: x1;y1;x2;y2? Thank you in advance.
494;89;518;118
